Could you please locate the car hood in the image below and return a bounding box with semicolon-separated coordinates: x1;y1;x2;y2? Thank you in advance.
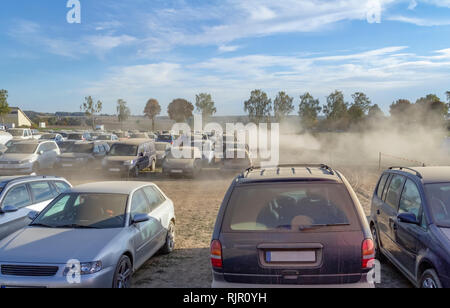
105;156;137;162
0;154;34;161
164;158;194;167
59;153;92;159
0;227;123;264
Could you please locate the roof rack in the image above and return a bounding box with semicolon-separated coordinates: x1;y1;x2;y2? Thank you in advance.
240;164;335;178
389;166;423;179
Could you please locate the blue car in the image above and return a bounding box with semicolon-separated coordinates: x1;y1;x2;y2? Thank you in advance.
370;167;450;288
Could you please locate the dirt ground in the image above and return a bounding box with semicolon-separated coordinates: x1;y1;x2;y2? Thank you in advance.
66;165;413;288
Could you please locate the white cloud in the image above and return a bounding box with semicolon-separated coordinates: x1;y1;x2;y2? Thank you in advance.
387;15;450;26
218;45;241;53
408;0;418;9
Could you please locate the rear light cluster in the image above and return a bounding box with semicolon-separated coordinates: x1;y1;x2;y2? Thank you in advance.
362;239;375;269
210;240;223;269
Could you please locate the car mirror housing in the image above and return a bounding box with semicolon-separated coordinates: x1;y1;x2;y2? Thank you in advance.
3;205;19;213
27;210;40;221
132;213;150;224
398;213;419;225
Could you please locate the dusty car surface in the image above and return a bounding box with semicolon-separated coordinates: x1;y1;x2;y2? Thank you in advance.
7;129;33;140
57;141;109;171
102;139;156;177
211;164;374;288
0;181;175;288
0;176;72;240
221;149;252;171
0;140;60;175
155;142;170;167
370;166;450;288
162;146;203;178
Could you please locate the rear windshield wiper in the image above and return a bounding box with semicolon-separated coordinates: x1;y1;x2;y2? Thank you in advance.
55;224;99;229
298;223;350;231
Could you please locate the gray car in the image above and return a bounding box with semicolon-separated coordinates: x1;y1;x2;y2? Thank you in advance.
155;142;170;167
0;176;72;240
0;181;176;288
0;140;60;175
162;146;203;177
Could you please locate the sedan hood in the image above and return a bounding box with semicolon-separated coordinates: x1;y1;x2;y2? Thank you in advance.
0;154;34;162
0;227;123;264
105;156;136;162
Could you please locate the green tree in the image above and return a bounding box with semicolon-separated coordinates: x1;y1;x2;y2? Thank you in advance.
116;99;131;129
367;104;384;118
298;92;321;129
348;104;364;124
273;91;294;122
323;90;348;121
144;99;161;131
0;89;11;125
351;92;372;113
244;89;272;124
81;96;103;129
390;99;412;117
195;93;216;121
168;98;194;123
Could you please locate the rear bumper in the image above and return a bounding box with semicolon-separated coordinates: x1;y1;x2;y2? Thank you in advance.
212;273;374;289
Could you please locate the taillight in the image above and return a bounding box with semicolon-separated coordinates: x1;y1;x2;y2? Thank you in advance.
362;239;375;269
210;240;223;269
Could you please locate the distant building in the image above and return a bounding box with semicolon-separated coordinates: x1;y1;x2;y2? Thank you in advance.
4;107;34;127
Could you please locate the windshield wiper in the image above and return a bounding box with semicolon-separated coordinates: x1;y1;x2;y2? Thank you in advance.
30;223;54;228
55;224;99;229
298;223;350;231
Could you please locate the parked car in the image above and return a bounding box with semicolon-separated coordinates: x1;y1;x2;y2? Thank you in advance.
130;133;149;139
369;166;450;288
40;133;64;145
0;131;12;145
0;181;175;288
221;149;252;171
0;176;71;240
162;147;203;178
102;139;156;177
7;128;33;140
57;141;110;171
31;129;42;140
155;142;170;167
67;132;91;142
210;164;374;288
0;144;8;155
58;140;77;154
96;134;119;142
0;140;60;175
178;135;215;165
114;131;130;140
157;134;175;145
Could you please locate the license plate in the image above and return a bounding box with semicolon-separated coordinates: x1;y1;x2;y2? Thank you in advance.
62;164;73;167
171;170;183;173
266;251;316;263
109;168;121;172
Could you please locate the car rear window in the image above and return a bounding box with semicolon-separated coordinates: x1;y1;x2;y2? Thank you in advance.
223;182;359;232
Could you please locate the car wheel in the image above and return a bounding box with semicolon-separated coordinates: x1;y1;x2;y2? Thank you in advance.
160;222;175;254
371;225;383;261
420;269;442;289
113;255;133;289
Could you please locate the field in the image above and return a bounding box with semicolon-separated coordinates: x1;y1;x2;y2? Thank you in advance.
67;167;412;288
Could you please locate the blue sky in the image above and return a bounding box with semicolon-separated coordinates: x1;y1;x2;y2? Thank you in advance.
0;0;450;115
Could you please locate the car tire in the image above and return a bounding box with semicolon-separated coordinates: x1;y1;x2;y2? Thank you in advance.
420;269;442;289
160;221;175;254
371;224;384;261
113;255;133;289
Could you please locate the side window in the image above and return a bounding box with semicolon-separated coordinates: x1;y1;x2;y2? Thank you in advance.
30;181;56;203
377;174;389;199
50;143;57;151
399;179;422;220
130;189;150;215
2;184;32;209
385;175;406;210
53;181;71;193
142;186;166;211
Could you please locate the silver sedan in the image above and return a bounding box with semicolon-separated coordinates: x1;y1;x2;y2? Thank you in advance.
0;181;176;288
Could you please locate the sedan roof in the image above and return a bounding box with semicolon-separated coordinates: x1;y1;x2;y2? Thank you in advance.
69;181;153;194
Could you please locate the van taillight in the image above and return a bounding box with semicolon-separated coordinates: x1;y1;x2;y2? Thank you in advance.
362;239;375;269
210;240;223;269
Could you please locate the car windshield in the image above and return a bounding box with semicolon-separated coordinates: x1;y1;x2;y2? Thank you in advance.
5;143;37;154
96;135;111;140
68;134;83;140
223;182;356;232
59;141;75;153
156;144;168;151
158;135;172;142
109;144;138;156
425;183;450;228
8;130;24;137
66;143;94;154
166;148;198;159
41;134;56;139
31;193;128;229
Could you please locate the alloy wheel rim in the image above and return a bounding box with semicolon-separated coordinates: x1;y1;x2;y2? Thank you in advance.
422;277;437;289
116;260;131;288
168;225;175;250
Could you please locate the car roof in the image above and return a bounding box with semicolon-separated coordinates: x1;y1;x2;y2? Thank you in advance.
0;175;67;187
388;166;450;184
112;139;152;146
69;181;153;194
237;165;342;183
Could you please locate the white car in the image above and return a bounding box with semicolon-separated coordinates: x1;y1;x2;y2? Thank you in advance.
7;128;33;140
0;132;12;145
0;176;72;240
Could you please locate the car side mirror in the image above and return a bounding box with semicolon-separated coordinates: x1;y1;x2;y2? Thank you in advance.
3;205;19;213
132;213;150;224
39;150;44;155
28;210;39;221
139;152;144;157
398;213;419;225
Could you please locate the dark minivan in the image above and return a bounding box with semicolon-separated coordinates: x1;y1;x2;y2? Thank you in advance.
211;164;374;288
370;166;450;288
